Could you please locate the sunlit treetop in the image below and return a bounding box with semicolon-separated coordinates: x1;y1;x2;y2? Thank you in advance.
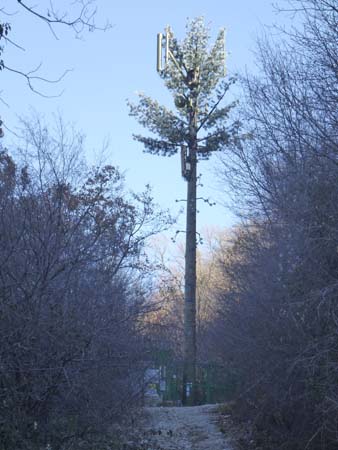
128;17;241;159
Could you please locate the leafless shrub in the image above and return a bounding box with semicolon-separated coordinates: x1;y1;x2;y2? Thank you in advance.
0;117;170;450
215;1;338;448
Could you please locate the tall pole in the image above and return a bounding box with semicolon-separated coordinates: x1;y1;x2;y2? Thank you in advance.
132;20;228;407
182;91;198;406
155;26;225;405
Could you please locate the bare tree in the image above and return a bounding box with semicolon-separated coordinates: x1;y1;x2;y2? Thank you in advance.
214;1;338;449
0;116;171;450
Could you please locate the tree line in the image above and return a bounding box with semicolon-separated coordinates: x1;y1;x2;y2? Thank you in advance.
0;115;171;449
209;1;337;448
216;1;338;448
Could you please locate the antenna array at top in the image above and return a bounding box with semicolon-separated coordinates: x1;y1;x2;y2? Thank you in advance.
156;26;171;72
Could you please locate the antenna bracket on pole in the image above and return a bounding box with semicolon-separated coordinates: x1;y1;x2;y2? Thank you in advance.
181;145;191;181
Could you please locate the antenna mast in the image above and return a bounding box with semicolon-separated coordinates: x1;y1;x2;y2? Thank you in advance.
157;24;199;405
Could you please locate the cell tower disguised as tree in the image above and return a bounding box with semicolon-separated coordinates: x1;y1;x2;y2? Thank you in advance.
129;17;238;405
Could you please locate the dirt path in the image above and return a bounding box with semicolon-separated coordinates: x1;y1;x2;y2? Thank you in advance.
142;404;232;450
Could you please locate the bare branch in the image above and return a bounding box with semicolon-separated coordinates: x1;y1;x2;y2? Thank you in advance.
4;64;72;97
16;0;111;38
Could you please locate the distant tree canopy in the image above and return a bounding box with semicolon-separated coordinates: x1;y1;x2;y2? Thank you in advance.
145;230;229;362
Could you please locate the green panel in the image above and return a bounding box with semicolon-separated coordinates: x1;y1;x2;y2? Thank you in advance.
150;358;238;404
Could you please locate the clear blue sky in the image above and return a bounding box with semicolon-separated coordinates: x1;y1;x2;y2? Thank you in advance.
2;0;284;236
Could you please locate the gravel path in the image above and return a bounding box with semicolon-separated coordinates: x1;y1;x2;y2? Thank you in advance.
143;404;232;450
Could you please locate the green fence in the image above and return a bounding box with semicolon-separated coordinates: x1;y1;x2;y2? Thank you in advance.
151;353;237;404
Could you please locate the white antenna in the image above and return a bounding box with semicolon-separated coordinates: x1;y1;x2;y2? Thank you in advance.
157;26;172;72
157;25;187;79
157;33;163;72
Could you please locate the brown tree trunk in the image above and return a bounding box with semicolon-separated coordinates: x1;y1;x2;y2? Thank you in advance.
182;106;197;406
